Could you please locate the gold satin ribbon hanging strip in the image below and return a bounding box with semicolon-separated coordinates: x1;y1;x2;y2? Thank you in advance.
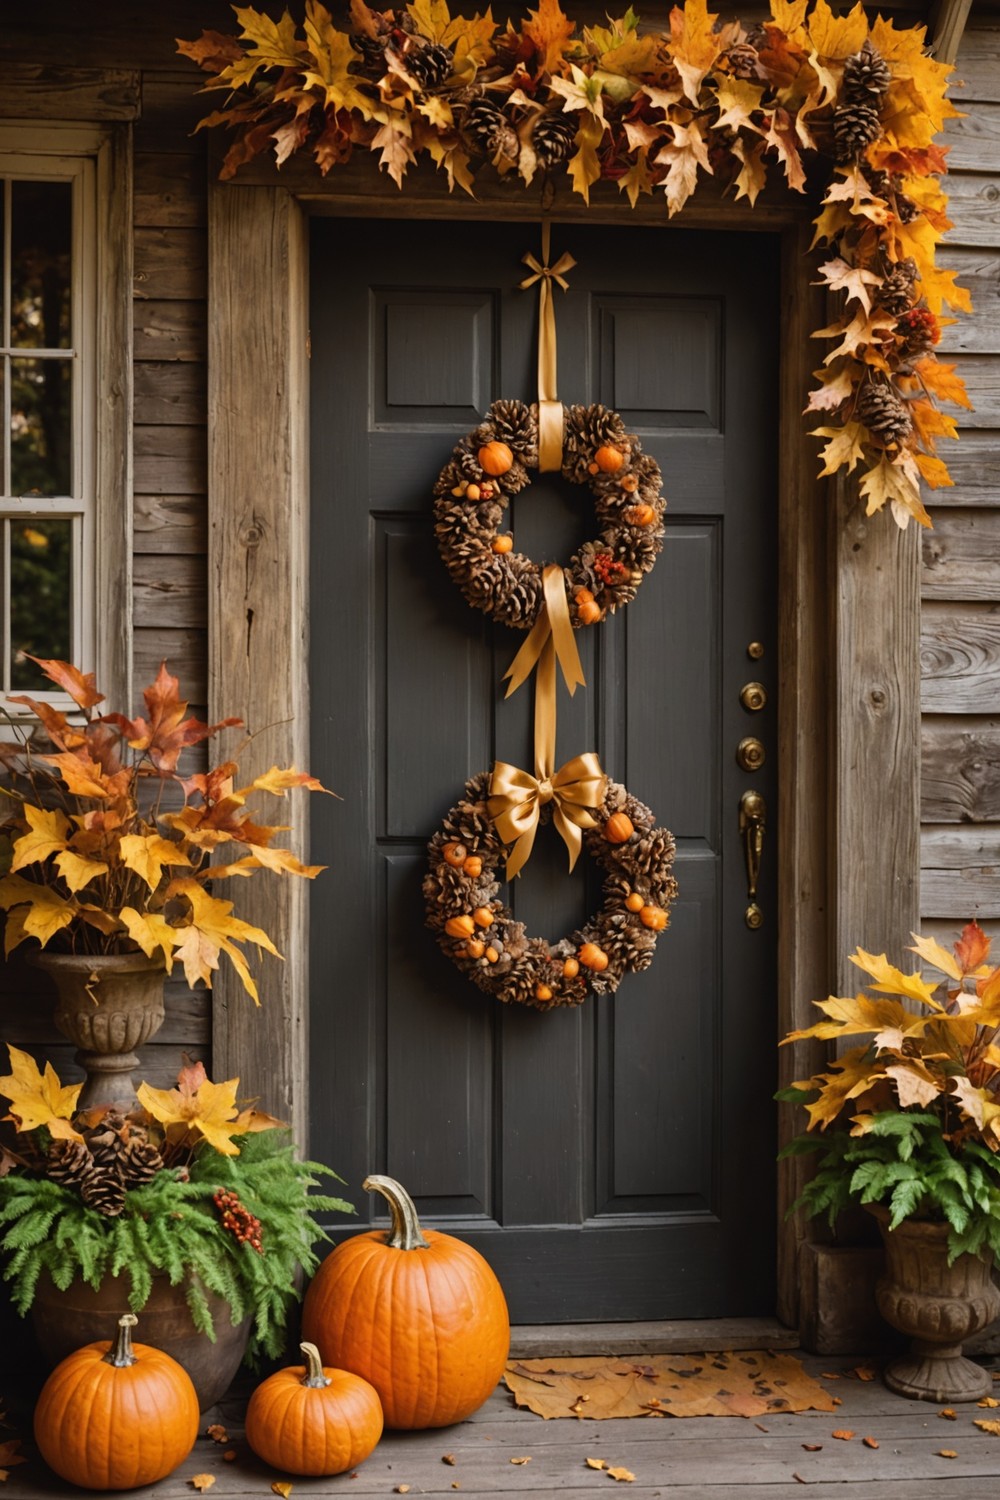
519;222;576;473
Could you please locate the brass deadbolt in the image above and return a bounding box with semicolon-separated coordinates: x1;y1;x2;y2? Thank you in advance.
737;737;766;772
740;681;767;712
747;641;764;660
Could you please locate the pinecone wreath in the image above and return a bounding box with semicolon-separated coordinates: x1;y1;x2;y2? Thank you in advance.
857;379;913;447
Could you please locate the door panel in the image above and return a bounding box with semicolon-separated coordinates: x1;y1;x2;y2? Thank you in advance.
309;219;779;1321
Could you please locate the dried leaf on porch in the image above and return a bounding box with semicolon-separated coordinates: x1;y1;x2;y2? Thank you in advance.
607;1467;636;1482
504;1351;837;1420
189;1479;216;1494
0;1439;26;1482
938;1449;958;1459
973;1419;1000;1436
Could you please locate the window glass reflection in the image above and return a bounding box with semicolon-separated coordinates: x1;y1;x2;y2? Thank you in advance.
11;358;71;496
10;180;72;350
10;517;72;688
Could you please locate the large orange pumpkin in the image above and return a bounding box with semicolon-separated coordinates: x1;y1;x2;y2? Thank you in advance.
245;1342;383;1475
302;1174;510;1429
33;1313;199;1491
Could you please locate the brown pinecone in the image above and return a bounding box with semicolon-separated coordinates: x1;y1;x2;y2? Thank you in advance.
46;1138;93;1187
488;399;537;460
724;42;761;80
85;1114;126;1171
80;1164;126;1218
531;111;577;168
120;1136;164;1187
860;163;891;199
842;40;892;102
353;34;388;78
832;102;882;163
461;98;518;162
394;39;453;89
895;192;920;224
566;403;628;453
857;381;912;446
876;259;918;315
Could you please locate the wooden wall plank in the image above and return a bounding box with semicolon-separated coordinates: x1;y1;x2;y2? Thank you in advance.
0;65;140;119
922;510;1000;600
942;173;1000;248
134;425;207;494
134;553;207;628
208;184;311;1146
941;355;1000;424
942;99;1000;171
921;603;1000;712
134;626;206;701
952;23;1000;101
134;151;207;226
921;825;1000;917
937;249;999;355
923;430;1000;505
134;360;206;425
134;493;207;554
134;227;206;300
134;300;206;362
922;717;1000;821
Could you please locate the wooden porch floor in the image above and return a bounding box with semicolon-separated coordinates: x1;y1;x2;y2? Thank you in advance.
5;1350;1000;1498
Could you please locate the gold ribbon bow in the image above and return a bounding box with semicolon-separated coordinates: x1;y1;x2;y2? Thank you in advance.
489;594;606;880
504;563;584;701
519;222;576;472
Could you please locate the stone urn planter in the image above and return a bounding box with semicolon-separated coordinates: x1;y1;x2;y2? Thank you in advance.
870;1206;1000;1402
30;951;166;1111
31;1271;251;1412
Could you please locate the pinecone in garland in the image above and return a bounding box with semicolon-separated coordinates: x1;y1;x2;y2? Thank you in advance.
80;1163;127;1218
876;258;918;315
832;101;882;163
842;40;892;103
120;1134;164;1187
390;38;453;89
531;111;577;169
488;398;536;457
461;97;518;163
724;42;761;80
857;380;913;446
85;1113;127;1171
46;1138;92;1188
354;34;389;79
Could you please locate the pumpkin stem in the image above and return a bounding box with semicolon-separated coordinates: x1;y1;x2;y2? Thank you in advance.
299;1342;332;1389
103;1313;139;1368
362;1174;430;1250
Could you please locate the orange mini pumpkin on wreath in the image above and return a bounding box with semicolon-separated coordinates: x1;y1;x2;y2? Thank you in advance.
424;772;677;1010
433;400;666;631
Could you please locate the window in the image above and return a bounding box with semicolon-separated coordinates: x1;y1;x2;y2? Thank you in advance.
0;150;95;702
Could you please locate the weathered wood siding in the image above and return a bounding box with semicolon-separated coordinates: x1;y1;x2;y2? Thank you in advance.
921;13;1000;934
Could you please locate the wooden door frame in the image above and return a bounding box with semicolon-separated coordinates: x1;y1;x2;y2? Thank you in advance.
206;165;921;1333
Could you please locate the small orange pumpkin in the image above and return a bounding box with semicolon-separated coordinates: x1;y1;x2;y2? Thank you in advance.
535;983;553;1002
466;937;486;959
604;812;634;844
492;534;514;554
445;914;475;939
473;906;494;928
640;904;668;931
485;945;500;962
625;503;656;526
245;1343;383;1476
478;440;513;476
578;942;609;972
33;1313;199;1491
595;445;625;473
575;586;594;603
302;1175;510;1429
443;841;467;867
625;892;644;913
577;599;602;626
563;957;580;978
463;854;483;879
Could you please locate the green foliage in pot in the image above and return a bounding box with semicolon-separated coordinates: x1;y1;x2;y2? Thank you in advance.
779;921;1000;1263
0;1050;352;1361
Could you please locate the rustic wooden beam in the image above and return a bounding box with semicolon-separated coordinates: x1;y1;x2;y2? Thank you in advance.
207;184;311;1146
931;0;974;65
0;66;140;121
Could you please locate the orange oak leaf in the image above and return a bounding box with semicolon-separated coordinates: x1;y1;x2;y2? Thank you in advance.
118;663;242;775
958;921;993;974
20;657;104;711
913;358;974;410
523;0;575;76
176;29;245;73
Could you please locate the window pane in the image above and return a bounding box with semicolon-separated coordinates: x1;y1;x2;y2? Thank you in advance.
10;180;72;350
10;357;71;496
10;517;72;688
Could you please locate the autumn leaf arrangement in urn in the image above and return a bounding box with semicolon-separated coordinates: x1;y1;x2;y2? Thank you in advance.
0;656;329;997
779;922;1000;1260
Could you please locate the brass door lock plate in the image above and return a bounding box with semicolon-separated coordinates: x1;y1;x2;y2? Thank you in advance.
736;737;765;772
740;681;767;712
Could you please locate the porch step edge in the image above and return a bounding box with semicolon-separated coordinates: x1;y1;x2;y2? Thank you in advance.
509;1316;799;1358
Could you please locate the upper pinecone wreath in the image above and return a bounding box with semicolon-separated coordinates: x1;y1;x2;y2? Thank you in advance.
433;400;666;631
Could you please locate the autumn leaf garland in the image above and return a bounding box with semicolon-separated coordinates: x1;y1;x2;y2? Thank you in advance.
179;0;969;527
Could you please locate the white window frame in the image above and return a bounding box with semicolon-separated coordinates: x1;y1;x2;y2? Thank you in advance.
0;122;131;719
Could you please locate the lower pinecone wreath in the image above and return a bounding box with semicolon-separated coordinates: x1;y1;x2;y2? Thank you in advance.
424;772;678;1009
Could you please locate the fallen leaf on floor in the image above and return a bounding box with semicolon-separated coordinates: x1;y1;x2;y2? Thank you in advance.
586;1458;607;1470
863;1436;879;1449
802;1444;823;1451
938;1450;958;1459
394;1488;411;1495
831;1430;854;1440
792;1473;808;1484
442;1454;457;1466
504;1352;836;1420
979;1397;1000;1409
206;1424;229;1444
190;1478;216;1494
974;1419;1000;1436
831;1396;842;1406
510;1456;531;1464
606;1467;635;1482
820;1372;841;1380
940;1408;958;1420
0;1439;25;1480
271;1485;293;1499
850;1365;877;1382
223;1451;236;1462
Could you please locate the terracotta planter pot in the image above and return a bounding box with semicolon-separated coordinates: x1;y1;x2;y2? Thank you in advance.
870;1205;1000;1402
31;1271;251;1412
31;950;166;1111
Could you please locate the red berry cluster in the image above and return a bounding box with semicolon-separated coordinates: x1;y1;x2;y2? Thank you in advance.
213;1188;264;1252
896;306;941;347
593;551;630;586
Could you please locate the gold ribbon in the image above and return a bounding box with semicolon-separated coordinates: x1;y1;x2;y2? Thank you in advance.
489;626;606;880
503;563;584;701
519;222;576;472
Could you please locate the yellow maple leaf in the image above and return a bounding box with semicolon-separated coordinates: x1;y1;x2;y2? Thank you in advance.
54;849;110;894
119;833;192;892
137;1071;248;1156
302;3;377;119
913;357;973;411
913;452;953;490
885;1060;942;1109
804;363;856;415
782;992;913;1044
618;149;654;208
713;77;764;135
168;878;281;1002
810;421;866;476
806;0;868;60
655;116;712;217
220;6;303;90
909;399;959;449
917;263;973;317
670;0;721;105
566;115;604;204
42;751;117;801
0;873;78;947
768;1;808;41
908;932;963;982
0;1044;82;1138
732;137;767;207
850;947;943;1007
120;908;180;969
524;0;575;76
9;805;70;871
795;1045;883;1129
814;257;882;316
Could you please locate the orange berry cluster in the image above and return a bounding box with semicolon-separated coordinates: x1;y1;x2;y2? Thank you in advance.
213;1188;264;1253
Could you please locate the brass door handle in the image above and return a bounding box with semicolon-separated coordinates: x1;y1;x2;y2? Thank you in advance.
739;790;766;929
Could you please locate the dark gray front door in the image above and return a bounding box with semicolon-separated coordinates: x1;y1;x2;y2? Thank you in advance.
309;219;778;1322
